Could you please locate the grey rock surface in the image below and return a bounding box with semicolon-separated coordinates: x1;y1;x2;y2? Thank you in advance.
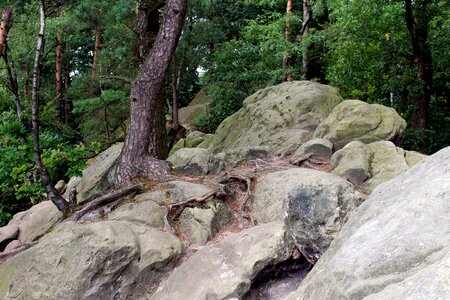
287;146;450;300
331;141;372;185
290;138;333;165
76;142;123;204
167;148;217;175
151;222;294;300
108;200;165;228
0;224;19;246
208;81;342;155
314;100;406;150
7;201;62;244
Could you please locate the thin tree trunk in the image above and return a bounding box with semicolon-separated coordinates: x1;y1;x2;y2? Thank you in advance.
104;106;111;144
64;43;71;123
3;44;22;118
282;0;293;82
24;63;30;100
31;0;68;214
91;27;101;77
405;0;433;151
0;9;12;56
55;32;63;122
116;0;187;185
172;55;179;131
302;0;311;78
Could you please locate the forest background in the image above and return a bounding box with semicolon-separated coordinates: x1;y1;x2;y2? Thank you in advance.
0;0;449;224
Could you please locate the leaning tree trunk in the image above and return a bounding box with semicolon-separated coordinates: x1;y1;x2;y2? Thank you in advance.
55;32;63;122
405;0;433;151
31;0;68;213
0;9;12;56
282;0;293;82
116;0;187;185
3;44;23;119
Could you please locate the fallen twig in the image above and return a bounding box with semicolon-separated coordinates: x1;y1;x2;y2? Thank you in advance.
68;183;145;222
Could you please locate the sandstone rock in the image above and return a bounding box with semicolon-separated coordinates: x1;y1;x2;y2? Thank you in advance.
179;201;233;245
62;176;81;200
405;150;427;167
287;146;450;300
76;143;123;204
214;146;269;169
179;86;212;129
161;181;214;203
133;190;165;206
331;141;371;185
109;200;165;228
54;180;66;194
208;81;343;156
290;138;333;165
0;221;139;300
252;168;364;226
8;201;62;244
4;240;20;252
314;100;406;150
169;131;214;156
151;222;294;300
167;148;217;175
0;224;19;248
281;169;364;263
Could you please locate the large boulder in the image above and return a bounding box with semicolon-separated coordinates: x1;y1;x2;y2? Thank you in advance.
108;200;165;228
167;148;218;175
207;81;343;156
314;100;407;150
0;221;182;300
287;146;450;300
7;201;62;245
151;222;294;300
290;138;333;165
331;141;427;192
169;131;214;156
76;143;123;204
252;168;364;226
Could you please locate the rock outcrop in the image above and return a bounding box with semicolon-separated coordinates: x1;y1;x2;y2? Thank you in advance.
314;100;407;150
287;146;450;300
151;222;294;300
167;148;218;175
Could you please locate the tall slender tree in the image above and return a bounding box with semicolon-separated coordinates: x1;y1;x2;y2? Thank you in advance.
55;32;63;122
116;0;187;185
0;9;12;56
31;0;69;213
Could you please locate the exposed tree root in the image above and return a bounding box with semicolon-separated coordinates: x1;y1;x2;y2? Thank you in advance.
218;173;253;212
68;184;145;222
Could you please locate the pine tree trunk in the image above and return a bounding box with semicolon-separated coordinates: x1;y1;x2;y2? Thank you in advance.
0;9;12;56
282;0;293;82
55;32;63;122
116;0;187;185
31;0;68;214
90;27;101;77
405;0;433;151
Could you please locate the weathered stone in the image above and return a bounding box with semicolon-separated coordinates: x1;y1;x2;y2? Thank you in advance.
4;240;20;252
54;180;66;194
314;100;407;150
208;81;343;155
290;138;333;165
178;86;212;129
0;224;19;248
215;146;269;169
76;143;123;204
252;168;364;226
120;223;183;299
167;148;217;175
363;141;409;192
287;146;450;300
281;169;364;263
133;190;165;206
179;201;233;245
161;181;215;203
168;131;214;156
8;201;62;244
331;141;371;185
405;150;427;167
62;176;81;200
151;222;294;300
109;200;165;228
0;221;139;300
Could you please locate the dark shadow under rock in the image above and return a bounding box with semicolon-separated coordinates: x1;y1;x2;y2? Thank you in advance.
244;256;312;300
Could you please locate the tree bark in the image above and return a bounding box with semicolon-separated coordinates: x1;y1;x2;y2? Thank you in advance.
31;0;68;214
0;9;12;56
171;54;179;130
405;0;433;151
116;0;187;185
55;32;63;122
136;0;165;63
90;27;101;77
64;43;71;123
3;44;22;119
282;0;293;82
302;0;311;78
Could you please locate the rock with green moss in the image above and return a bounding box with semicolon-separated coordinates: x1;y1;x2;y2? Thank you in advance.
314;100;407;150
290;138;333;165
167;148;218;175
207;81;343;156
179;86;213;129
168;131;214;156
331;141;372;185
